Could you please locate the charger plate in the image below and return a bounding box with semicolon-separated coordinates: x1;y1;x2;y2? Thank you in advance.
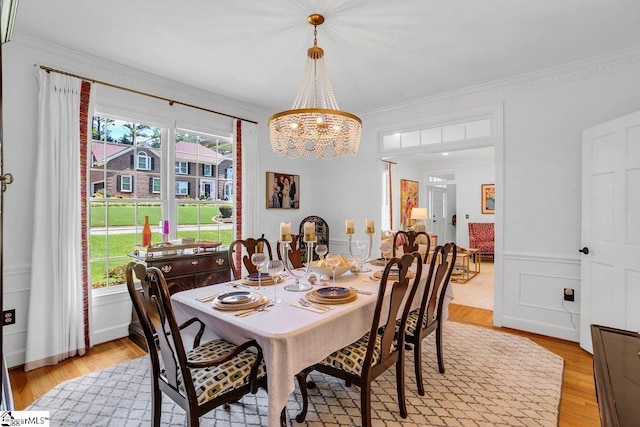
306;288;357;305
241;275;283;286
316;286;350;299
212;293;267;311
372;270;415;280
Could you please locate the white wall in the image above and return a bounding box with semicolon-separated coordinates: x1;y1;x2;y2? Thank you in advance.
455;162;495;248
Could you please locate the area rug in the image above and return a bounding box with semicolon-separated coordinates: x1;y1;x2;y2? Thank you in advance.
27;321;563;426
450;261;494;311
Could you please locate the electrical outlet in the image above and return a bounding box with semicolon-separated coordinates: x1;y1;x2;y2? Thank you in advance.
3;309;16;326
563;288;574;302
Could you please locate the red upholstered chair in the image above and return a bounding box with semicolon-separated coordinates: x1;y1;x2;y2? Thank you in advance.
468;222;494;258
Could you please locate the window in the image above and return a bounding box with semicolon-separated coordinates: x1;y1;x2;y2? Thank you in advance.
175;181;189;195
120;175;132;192
175;161;188;174
137;151;151;170
203;164;212;176
89;115;234;290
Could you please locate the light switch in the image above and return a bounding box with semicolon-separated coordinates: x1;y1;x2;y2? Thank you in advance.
465;214;469;219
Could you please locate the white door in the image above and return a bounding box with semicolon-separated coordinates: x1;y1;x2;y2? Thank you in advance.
580;110;640;353
428;186;447;241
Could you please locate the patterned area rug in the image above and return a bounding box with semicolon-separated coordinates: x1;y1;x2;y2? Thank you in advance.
27;322;563;426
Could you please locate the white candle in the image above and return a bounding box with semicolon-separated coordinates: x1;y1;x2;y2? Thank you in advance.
365;219;375;234
303;221;316;242
280;222;292;242
345;219;355;235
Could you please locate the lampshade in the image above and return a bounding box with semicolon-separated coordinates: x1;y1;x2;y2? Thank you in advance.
268;14;362;160
1;0;20;44
410;207;428;221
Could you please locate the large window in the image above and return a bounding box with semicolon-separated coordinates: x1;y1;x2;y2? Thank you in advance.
89;116;235;289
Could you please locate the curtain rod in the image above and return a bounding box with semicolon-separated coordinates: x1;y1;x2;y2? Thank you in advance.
38;65;259;125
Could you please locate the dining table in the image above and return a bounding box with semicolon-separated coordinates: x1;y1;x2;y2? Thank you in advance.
171;262;454;427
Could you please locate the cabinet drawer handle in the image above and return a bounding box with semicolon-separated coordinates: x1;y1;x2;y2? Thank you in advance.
161;265;172;273
191;260;199;265
216;258;225;266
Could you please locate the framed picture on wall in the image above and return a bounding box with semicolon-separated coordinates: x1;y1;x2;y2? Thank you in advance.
481;183;495;214
400;179;419;228
266;172;300;209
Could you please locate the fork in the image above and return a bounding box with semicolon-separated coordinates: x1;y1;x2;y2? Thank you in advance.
299;298;330;312
349;287;373;295
235;303;274;317
197;294;219;302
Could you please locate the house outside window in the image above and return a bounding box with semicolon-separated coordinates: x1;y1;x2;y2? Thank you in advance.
175;161;188;174
203;164;212;177
151;177;160;194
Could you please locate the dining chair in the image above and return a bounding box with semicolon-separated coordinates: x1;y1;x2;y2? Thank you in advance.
228;234;273;280
276;233;304;269
294;252;423;427
392;230;431;263
126;263;267;427
400;242;457;396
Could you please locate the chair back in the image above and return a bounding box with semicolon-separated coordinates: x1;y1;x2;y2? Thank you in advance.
299;216;329;260
144;266;198;397
228;235;273;280
126;262;160;368
392;230;430;262
366;252;423;373
276;233;304;269
416;243;457;331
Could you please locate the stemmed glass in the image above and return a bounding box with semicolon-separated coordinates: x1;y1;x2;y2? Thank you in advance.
250;252;268;291
354;239;371;272
380;240;392;265
315;244;328;267
325;253;342;286
266;260;284;303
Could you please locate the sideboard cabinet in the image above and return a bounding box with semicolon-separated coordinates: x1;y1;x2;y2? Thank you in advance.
128;249;230;349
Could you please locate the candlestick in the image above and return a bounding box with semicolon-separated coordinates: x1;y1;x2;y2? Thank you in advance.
345;219;355;235
280;222;292;242
282;240;314;292
365;218;375;235
303;221;316;242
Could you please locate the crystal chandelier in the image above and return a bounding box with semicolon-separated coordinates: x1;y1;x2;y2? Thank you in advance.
269;14;362;160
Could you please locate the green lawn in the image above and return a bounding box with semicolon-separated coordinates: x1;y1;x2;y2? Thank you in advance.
89;201;234;287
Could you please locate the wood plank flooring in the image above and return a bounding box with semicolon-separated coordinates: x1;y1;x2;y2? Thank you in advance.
9;304;600;426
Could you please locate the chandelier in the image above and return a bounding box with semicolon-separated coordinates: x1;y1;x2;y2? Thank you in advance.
269;14;362;160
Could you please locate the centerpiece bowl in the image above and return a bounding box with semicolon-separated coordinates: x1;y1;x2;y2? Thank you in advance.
309;259;352;279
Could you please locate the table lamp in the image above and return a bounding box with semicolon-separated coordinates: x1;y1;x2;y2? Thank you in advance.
410;207;428;226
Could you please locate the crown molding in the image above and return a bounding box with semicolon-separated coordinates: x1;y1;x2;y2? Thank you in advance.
9;33;271;123
361;45;640;123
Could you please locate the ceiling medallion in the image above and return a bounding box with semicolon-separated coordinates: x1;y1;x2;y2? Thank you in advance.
268;14;362;160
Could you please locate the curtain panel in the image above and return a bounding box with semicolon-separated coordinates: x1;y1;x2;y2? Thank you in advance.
25;70;91;371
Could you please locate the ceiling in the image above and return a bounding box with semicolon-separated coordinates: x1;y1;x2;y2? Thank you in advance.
13;0;640;117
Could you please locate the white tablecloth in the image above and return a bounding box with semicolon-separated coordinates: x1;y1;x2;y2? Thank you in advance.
171;265;454;427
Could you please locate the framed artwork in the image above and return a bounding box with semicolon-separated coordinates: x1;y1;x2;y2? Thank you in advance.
400;179;419;229
481;183;495;214
266;172;300;209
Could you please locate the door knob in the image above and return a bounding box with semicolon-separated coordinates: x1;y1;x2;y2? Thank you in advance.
578;247;589;255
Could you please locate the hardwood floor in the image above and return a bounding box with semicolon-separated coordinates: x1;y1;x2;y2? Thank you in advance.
8;305;600;426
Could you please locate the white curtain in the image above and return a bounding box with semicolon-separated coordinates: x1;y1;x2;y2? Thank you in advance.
25;70;86;371
239;120;258;238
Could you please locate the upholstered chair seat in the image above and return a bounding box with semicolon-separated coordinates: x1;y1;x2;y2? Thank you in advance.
318;331;397;376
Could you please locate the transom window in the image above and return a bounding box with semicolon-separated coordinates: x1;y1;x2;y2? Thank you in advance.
382;118;491;151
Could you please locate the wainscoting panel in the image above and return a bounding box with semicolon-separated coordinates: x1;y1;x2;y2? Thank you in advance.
502;252;581;342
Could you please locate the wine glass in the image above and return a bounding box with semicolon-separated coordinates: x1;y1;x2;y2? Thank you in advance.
380;240;392;265
315;244;328;267
355;239;371;272
250;252;268;291
266;260;284;303
325;253;342;286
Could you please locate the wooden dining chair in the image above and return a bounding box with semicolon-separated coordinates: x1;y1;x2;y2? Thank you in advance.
400;242;457;396
126;263;267;427
276;233;304;269
392;230;431;263
294;252;423;427
228;234;273;280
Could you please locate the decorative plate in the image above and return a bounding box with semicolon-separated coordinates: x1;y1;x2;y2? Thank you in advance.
217;291;254;304
247;273;271;280
212;293;267;311
316;286;350;298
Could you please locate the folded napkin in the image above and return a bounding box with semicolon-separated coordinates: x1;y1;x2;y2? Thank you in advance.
289;301;331;314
